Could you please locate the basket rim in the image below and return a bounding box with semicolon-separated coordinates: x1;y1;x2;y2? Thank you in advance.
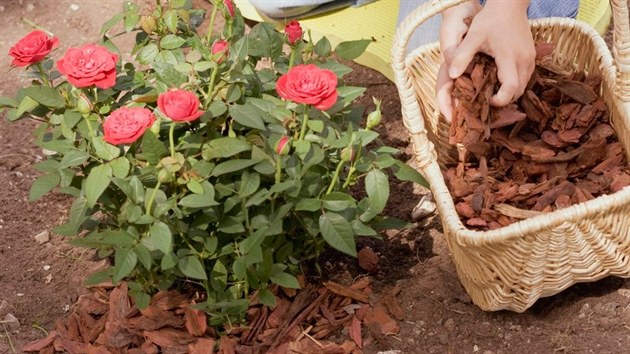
403;16;630;245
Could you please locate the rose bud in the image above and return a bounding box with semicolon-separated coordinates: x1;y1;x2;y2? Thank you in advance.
340;147;355;162
285;20;303;46
274;136;291;156
9;30;59;67
366;98;382;129
224;0;235;18
211;40;229;64
76;93;94;115
157;89;204;123
140;15;157;34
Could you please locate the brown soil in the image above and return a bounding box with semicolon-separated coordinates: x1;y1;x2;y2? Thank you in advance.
1;1;630;353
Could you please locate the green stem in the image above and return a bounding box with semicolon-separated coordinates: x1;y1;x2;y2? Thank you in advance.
342;145;362;189
288;48;296;70
326;160;345;195
298;105;309;141
169;121;176;158
36;63;51;87
206;2;219;42
84;115;95;139
205;65;218;108
227;19;233;38
275;156;282;184
146;180;162;216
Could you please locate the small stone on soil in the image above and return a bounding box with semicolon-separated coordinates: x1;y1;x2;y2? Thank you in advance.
34;230;49;244
70;3;79;11
2;313;20;331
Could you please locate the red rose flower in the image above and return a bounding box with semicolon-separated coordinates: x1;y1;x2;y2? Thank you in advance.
211;40;229;64
224;0;235;18
9;30;59;67
276;64;338;110
285;20;303;46
103;107;155;145
56;44;118;89
157;89;204;122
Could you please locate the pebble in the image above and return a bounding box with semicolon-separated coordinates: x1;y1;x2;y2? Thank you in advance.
473;344;480;352
34;230;49;244
483;351;495;354
2;313;20;331
43;265;51;271
617;288;630;298
411;193;437;220
0;300;8;317
377;351;401;354
70;3;79;11
444;318;456;332
594;302;620;317
438;332;449;345
26;3;35;11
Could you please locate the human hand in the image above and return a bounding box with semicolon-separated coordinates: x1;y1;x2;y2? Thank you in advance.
436;0;482;122
437;0;536;122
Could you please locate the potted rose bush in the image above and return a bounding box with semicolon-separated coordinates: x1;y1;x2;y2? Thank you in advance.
1;0;427;326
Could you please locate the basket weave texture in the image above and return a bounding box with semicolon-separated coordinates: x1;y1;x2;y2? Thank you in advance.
392;0;630;312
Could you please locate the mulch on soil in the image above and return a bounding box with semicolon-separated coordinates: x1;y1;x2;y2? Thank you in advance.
22;263;404;354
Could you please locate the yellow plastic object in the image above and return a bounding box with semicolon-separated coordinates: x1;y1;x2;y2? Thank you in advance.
235;0;611;82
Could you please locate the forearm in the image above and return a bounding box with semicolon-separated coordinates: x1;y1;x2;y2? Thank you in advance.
482;0;530;13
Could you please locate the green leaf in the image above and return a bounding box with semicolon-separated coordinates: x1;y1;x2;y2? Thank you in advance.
0;96;19;108
85;269;112;286
143;221;173;254
163;10;178;33
29;174;60;201
93;136;120;161
270;272;300;289
134;244;153;270
16;95;39;117
248;23;283;58
124;13;140;32
393;161;429;187
153;62;187;86
319;212;356;257
229;104;265;130
113;248;137;282
321;192;356;212
318;61;352;78
59;149;90;168
307;120;324;133
238;171;260;198
202;137;251;160
53;197;89;236
295;198;320;211
24;86;65;108
314;36;332;57
360;169;389;222
160;34;186;49
100;13;124;35
137;43;159;64
193;61;213;72
140;130;168;164
351;220;378;236
179;193;219;208
109;157;130;178
178;256;207;280
161;252;178;270
211;159;260;177
334;39;371;60
187;180;204;194
85;164;113;207
258;288;276;307
337;86;366;106
131;291;151;309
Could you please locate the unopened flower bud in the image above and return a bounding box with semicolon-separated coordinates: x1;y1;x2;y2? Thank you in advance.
140;15;157;34
274;136;291;156
223;0;235;18
211;40;229;64
285;20;303;46
340;147;355;162
366;98;382;129
76;93;93;115
157;168;173;183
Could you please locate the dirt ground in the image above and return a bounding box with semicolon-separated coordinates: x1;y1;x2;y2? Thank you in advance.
1;1;630;353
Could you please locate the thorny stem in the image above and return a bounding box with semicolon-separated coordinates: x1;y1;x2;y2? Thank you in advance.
298;105;309;141
84;115;95;139
206;2;219;42
275;156;282;184
288;47;296;70
36;63;51;87
145;180;162;216
326;160;345;195
205;65;219;108
169;121;176;158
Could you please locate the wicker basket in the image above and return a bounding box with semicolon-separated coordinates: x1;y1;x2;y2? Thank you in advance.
392;0;630;312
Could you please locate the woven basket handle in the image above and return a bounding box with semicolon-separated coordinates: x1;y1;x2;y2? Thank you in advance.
612;0;630;101
392;0;630;150
391;0;467;168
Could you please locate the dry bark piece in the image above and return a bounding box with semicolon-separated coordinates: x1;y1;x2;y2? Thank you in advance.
357;247;379;272
556;79;598;104
184;302;208;337
323;281;369;303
